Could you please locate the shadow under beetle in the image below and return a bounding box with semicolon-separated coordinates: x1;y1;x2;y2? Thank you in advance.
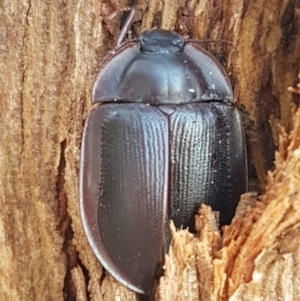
80;8;247;298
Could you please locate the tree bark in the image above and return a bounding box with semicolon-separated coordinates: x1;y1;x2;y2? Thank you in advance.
0;0;299;301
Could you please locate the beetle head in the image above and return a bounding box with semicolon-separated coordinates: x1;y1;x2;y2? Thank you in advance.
140;29;185;54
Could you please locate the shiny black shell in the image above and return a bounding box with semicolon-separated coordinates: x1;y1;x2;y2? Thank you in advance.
80;29;247;296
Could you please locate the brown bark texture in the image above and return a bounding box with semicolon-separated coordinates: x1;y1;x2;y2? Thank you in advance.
0;0;299;300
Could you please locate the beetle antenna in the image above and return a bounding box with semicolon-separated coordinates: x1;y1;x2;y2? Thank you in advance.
187;38;236;49
106;7;136;47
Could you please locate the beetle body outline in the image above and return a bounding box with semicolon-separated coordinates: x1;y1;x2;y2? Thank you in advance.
80;12;247;297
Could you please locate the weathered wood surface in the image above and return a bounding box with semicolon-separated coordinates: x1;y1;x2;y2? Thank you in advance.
0;0;299;300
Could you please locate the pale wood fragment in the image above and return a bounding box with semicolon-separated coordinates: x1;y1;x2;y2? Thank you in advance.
71;266;88;301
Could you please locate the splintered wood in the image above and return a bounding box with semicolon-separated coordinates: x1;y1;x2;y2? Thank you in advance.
157;108;300;301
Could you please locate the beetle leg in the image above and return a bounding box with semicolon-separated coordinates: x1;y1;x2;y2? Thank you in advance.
116;8;136;47
105;7;136;47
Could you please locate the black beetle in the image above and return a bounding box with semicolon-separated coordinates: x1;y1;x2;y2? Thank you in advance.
80;9;247;298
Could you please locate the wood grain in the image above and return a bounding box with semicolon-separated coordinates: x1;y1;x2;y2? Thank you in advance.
0;0;299;300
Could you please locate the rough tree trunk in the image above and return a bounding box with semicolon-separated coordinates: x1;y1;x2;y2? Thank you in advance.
0;0;299;300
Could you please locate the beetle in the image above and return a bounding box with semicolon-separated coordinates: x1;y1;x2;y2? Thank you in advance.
80;8;247;299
